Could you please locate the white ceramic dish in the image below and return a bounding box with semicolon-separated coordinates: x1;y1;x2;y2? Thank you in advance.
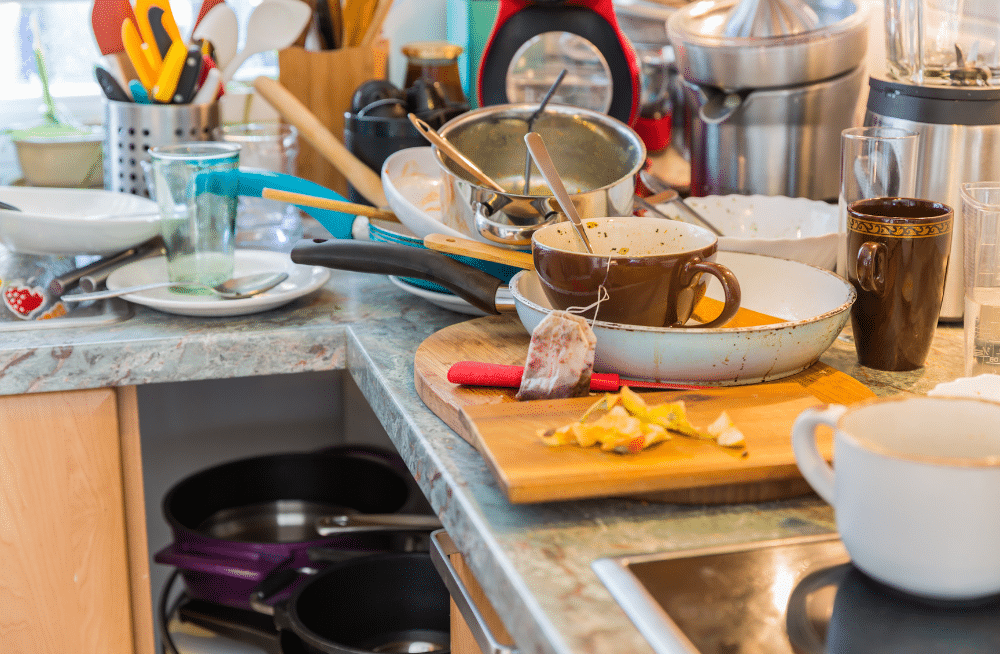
653;194;839;270
510;251;855;384
0;187;161;256
104;250;330;317
928;374;1000;401
388;276;486;316
380;146;467;241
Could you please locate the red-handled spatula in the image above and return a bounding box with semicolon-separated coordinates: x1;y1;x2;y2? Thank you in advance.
448;361;709;392
91;0;141;83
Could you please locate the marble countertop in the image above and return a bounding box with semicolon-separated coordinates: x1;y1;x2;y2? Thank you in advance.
0;252;969;654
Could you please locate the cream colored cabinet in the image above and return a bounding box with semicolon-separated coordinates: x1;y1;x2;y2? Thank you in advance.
0;387;154;654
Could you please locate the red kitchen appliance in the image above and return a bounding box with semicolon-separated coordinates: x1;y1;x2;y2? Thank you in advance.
476;0;641;126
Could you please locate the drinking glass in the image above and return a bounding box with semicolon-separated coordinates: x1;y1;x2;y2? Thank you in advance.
962;181;1000;375
837;127;918;276
214;123;302;251
149;142;240;291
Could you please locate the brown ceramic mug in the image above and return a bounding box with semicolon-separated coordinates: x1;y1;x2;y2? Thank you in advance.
847;197;953;371
531;216;741;328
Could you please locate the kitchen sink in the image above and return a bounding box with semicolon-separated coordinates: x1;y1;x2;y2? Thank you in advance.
592;534;1000;654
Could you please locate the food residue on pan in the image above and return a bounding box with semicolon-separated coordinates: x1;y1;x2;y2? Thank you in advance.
538;387;747;455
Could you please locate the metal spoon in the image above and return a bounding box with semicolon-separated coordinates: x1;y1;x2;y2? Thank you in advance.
61;271;289;301
522;68;568;194
408;113;506;193
638;170;724;236
523;132;594;253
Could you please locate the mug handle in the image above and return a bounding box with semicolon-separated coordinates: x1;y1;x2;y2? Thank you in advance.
791;404;847;505
855;241;887;297
681;260;741;329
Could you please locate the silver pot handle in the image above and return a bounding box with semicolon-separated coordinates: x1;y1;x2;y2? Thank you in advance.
430;530;519;654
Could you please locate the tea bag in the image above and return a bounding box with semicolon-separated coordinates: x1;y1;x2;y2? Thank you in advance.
516;310;597;401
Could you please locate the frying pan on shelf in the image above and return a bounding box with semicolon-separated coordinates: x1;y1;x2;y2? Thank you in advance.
290;239;855;385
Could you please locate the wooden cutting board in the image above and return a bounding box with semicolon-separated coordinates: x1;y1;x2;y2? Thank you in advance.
414;315;876;504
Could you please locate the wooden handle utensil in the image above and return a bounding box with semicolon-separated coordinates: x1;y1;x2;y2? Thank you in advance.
262;188;399;222
253;76;388;208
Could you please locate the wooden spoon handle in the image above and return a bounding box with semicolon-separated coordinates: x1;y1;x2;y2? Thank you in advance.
423;233;534;269
252;76;388;208
262;188;399;222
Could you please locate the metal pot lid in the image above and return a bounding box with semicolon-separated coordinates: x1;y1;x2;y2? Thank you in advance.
667;0;868;89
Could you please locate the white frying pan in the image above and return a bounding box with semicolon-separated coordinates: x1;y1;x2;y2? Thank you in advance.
290;240;855;385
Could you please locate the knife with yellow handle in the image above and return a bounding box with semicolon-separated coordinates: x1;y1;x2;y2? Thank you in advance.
151;39;187;103
121;19;158;91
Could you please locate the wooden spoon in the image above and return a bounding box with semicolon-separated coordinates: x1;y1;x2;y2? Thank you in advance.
253;76;388;208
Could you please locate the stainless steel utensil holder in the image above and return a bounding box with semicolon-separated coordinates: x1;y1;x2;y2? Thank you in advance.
103;100;220;197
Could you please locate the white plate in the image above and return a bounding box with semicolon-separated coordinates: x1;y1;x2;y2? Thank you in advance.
928;374;1000;401
653;194;840;270
0;187;161;256
511;251;855;385
388;276;486;316
106;250;330;317
381;147;467;241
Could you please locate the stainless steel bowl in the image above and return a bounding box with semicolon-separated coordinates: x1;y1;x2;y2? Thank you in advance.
435;103;646;248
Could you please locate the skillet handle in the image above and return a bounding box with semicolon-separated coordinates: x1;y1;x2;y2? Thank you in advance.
290;239;504;315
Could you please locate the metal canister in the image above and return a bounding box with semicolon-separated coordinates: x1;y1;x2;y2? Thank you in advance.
103;100;220;197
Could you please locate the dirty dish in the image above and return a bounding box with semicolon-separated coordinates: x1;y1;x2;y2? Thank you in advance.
651;194;840;270
512;251;854;384
0;187;161;256
531;216;741;328
387;276;487;316
381;146;464;240
105;249;329;316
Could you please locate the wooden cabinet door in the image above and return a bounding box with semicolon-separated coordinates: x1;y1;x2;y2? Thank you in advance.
0;387;153;654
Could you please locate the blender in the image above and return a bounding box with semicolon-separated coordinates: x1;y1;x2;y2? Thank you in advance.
865;0;1000;321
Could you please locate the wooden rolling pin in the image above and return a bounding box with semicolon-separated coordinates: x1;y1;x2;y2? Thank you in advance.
252;76;388;208
262;188;400;223
422;233;782;328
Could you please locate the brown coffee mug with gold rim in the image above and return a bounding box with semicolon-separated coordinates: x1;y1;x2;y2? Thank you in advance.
847;197;953;371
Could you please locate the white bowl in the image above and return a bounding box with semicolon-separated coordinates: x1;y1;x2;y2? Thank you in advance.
381;146;467;240
653;194;839;270
0;187;160;256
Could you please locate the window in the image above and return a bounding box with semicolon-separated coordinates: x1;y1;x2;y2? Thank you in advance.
0;0;278;183
0;0;278;128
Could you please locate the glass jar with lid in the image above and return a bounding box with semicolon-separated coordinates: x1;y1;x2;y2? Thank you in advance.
401;41;466;104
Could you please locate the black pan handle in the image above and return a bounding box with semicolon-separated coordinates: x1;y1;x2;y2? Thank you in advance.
291;239;504;315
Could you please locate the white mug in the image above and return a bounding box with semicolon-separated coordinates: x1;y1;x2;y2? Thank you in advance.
792;396;1000;601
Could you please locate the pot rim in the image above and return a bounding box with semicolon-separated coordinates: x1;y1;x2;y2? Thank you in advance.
432;103;647;196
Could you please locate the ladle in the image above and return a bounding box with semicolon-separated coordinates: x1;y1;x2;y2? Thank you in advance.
62;271;289;301
408;113;506;193
522;68;568;194
523;132;595;253
221;0;310;82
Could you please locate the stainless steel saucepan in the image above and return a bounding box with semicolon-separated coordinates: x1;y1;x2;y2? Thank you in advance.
433;103;646;248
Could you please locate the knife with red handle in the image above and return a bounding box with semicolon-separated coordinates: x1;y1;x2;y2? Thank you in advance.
447;361;709;392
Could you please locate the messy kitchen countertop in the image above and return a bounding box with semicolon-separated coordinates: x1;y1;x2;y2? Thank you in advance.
0;243;967;654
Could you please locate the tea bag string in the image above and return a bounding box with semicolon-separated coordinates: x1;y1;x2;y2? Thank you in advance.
564;255;614;328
